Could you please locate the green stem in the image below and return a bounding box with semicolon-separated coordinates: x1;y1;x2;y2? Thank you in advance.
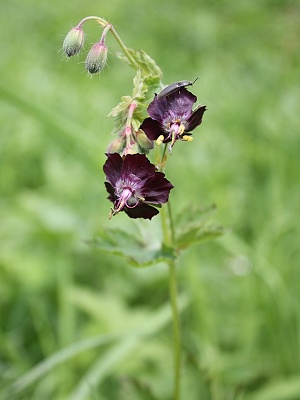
168;260;181;400
160;206;172;247
167;201;176;247
109;25;140;70
78;16;140;70
159;149;181;400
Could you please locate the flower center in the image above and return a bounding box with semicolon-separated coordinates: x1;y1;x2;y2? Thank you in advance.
110;175;145;218
114;186;136;212
168;121;185;148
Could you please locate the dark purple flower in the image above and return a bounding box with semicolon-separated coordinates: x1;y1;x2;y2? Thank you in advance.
103;153;174;219
140;87;206;149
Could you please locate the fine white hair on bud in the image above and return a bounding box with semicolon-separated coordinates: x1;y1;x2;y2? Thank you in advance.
63;26;84;57
85;42;108;74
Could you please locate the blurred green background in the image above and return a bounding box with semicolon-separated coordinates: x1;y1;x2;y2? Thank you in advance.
1;0;300;399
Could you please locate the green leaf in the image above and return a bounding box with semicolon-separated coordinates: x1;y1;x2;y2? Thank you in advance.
6;333;120;396
91;228;176;267
124;377;159;400
7;296;189;398
107;71;161;136
107;95;132;135
132;71;161;102
175;204;224;251
131;72;161;131
117;48;163;79
107;95;132;118
248;376;300;400
176;225;224;250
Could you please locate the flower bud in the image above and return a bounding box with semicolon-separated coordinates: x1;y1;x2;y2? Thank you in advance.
106;138;125;154
135;129;154;152
123;142;140;156
63;26;84;57
85;42;108;74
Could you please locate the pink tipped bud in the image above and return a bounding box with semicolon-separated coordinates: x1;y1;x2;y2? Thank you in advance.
63;26;84;57
85;42;108;74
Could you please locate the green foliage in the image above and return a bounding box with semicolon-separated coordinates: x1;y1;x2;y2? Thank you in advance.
91;229;176;267
91;204;222;267
116;48;163;79
175;204;224;250
1;0;300;399
108;67;161;135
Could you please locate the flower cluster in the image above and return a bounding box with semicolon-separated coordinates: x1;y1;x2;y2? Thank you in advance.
103;85;206;219
62;17;206;220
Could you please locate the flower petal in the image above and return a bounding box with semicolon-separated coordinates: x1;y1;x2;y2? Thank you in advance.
147;87;197;122
185;105;206;132
103;153;123;186
124;203;159;220
140;118;165;141
121;154;156;181
104;182;116;202
143;172;174;204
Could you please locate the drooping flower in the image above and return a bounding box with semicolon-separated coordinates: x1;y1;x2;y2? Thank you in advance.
103;153;173;219
140;87;206;150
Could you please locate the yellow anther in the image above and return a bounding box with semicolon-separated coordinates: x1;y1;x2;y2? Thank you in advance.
182;135;193;142
156;135;165;145
178;123;185;135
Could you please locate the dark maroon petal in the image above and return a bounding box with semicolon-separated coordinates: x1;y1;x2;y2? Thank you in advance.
142;173;174;204
168;87;197;115
147;95;167;121
104;182;116;203
140;118;165;141
103;153;173;220
147;87;197;122
103;153;123;186
185;105;206;132
121;154;156;182
124;203;159;220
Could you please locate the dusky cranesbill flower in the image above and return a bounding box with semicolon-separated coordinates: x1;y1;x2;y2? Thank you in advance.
103;153;174;219
140;87;206;150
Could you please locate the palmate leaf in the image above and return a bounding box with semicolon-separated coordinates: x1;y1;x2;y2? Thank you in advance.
90;228;176;267
175;204;224;251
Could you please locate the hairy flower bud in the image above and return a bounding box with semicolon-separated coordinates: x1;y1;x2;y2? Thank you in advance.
63;26;84;57
135;129;154;152
85;42;108;74
106;138;126;154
